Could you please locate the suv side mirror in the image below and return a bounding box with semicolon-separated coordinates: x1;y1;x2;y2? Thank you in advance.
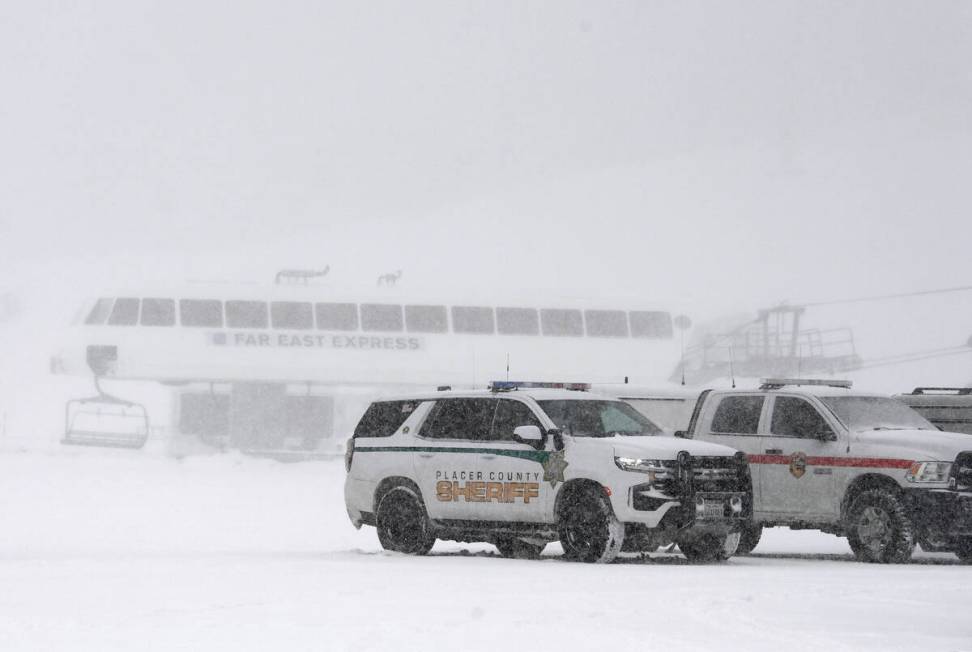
512;425;544;450
674;430;687;439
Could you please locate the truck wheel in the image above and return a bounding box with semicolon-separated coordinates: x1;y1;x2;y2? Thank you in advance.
495;537;545;560
954;538;972;563
376;486;435;555
846;489;915;563
736;523;763;555
558;488;624;563
679;531;741;562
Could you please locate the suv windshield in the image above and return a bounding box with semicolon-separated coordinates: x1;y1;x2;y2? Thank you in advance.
819;396;935;432
536;400;662;437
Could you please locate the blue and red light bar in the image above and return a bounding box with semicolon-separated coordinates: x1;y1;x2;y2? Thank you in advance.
489;380;591;392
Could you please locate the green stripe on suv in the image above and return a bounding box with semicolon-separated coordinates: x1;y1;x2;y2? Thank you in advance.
354;446;550;464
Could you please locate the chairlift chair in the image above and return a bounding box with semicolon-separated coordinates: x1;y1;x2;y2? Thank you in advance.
63;378;150;449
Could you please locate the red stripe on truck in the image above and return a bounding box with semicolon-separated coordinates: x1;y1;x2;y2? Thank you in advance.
747;454;913;469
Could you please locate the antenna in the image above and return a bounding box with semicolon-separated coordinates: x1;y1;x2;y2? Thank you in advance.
673;314;692;386
729;343;736;389
506;353;510;381
680;328;686;386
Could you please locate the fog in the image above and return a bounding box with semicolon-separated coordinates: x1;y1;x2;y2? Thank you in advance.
1;3;971;650
3;2;971;299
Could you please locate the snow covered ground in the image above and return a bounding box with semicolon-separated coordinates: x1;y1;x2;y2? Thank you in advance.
1;438;969;652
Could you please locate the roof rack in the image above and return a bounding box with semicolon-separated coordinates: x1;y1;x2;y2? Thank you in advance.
488;380;591;393
907;387;972;395
759;378;853;390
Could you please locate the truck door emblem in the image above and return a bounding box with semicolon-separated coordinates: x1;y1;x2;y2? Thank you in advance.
789;452;807;479
542;450;569;488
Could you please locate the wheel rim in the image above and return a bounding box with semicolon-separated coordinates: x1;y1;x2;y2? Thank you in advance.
857;505;892;555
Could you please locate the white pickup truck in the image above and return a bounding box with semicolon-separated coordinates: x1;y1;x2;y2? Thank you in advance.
675;379;972;563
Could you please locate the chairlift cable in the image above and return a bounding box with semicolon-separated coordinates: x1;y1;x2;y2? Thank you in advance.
856;348;972;371
802;284;972;308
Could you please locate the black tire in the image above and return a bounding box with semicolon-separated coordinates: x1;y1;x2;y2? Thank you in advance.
678;531;741;562
735;523;763;556
495;537;545;560
954;538;972;563
558;488;624;563
375;486;435;555
845;489;915;563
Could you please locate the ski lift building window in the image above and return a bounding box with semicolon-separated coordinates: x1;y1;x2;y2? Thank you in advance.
585;310;629;337
180;300;223;327
140;298;176;326
315;303;359;331
496;307;539;335
85;298;114;325
226;301;269;329
361;304;404;332
540;309;584;337
271;302;313;330
405;305;447;333
629;311;674;339
451;306;495;334
107;298;139;326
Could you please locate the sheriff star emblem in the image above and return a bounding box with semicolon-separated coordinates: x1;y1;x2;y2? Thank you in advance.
541;450;569;488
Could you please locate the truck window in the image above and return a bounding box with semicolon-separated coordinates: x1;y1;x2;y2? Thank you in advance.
770;396;834;438
710;396;764;435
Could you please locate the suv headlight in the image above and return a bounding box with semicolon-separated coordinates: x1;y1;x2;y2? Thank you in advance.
906;461;952;483
614;456;674;480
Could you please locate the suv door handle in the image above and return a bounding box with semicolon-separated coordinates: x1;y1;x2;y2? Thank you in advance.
480;454;496;460
418;453;435;458
765;449;783;455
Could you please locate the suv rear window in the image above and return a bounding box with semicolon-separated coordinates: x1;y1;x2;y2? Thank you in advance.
353;401;420;438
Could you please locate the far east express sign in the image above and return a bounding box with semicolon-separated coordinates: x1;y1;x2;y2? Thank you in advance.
207;331;424;351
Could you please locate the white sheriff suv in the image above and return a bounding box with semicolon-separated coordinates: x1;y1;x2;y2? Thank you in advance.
681;378;972;563
344;381;752;563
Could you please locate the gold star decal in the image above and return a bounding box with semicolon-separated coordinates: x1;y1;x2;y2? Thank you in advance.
541;450;569;488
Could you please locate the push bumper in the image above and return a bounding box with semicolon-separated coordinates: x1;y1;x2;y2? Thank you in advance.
907;489;972;541
621;450;753;532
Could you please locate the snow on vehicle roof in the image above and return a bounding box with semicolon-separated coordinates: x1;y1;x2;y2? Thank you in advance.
372;387;617;402
708;385;886;399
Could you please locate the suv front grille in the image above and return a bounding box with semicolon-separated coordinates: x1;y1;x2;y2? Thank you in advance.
952;452;972;491
689;455;750;493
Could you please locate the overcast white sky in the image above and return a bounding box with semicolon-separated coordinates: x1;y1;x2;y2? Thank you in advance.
2;1;971;315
